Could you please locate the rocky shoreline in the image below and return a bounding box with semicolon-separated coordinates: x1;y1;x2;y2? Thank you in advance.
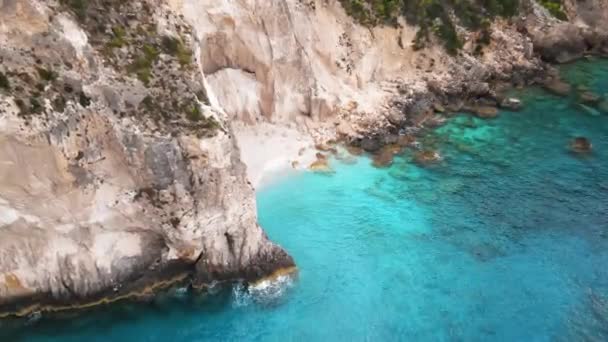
333;55;606;170
325;2;608;165
0;257;297;319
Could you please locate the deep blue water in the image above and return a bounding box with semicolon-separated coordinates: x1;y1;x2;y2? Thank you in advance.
2;59;608;341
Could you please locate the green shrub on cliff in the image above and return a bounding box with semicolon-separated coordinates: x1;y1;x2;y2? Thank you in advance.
538;0;568;20
339;0;522;54
0;72;9;90
161;36;193;66
128;44;160;85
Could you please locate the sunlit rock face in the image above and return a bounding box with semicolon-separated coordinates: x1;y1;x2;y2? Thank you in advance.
172;0;607;144
0;0;292;317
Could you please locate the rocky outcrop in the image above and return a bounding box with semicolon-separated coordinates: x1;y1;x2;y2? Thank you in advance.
527;0;608;62
172;0;607;141
171;0;607;149
0;0;292;317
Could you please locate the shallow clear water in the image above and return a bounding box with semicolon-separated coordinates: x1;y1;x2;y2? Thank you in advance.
2;59;608;341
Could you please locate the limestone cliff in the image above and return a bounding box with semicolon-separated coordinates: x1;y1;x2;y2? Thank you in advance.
0;0;293;317
173;0;608;143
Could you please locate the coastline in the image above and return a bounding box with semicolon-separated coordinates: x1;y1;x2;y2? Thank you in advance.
237;55;608;189
1;0;607;322
1;56;604;321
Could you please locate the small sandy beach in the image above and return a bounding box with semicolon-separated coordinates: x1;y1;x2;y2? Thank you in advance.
233;122;319;189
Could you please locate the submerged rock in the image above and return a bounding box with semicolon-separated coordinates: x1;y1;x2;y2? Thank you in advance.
315;143;338;154
397;135;417;147
544;79;572;96
467;106;499;119
426;115;447;128
309;153;332;172
360;138;382;153
578;91;601;104
346;145;364;156
335;150;357;164
413;150;442;166
372;145;403;168
570;137;593;153
599;100;608;114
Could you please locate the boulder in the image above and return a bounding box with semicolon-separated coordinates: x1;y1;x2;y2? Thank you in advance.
531;23;587;63
500;97;523;111
544;78;572;96
386;108;407;126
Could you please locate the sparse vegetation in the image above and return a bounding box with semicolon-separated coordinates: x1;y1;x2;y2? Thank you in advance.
29;96;43;114
107;26;127;49
78;91;91;107
52;95;67;113
60;0;90;21
186;101;203;122
339;0;522;54
56;0;217;136
0;72;10;90
36;67;57;82
128;44;159;85
161;36;193;66
538;0;567;20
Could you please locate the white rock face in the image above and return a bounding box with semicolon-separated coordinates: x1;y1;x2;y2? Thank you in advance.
0;0;292;317
177;0;420;125
171;0;607;183
175;0;607;129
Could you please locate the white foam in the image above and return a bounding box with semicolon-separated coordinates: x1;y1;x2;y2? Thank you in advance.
231;274;296;308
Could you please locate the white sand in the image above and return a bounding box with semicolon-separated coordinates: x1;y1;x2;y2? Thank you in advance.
233;122;318;190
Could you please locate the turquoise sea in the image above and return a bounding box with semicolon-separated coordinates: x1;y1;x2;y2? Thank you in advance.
2;59;608;341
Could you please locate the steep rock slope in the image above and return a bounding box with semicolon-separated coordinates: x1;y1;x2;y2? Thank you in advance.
0;0;293;317
174;0;608;142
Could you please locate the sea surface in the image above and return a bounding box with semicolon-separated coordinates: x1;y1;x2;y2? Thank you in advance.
2;58;608;341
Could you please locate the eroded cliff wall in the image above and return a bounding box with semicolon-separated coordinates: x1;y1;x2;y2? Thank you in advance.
0;0;293;317
173;0;608;142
